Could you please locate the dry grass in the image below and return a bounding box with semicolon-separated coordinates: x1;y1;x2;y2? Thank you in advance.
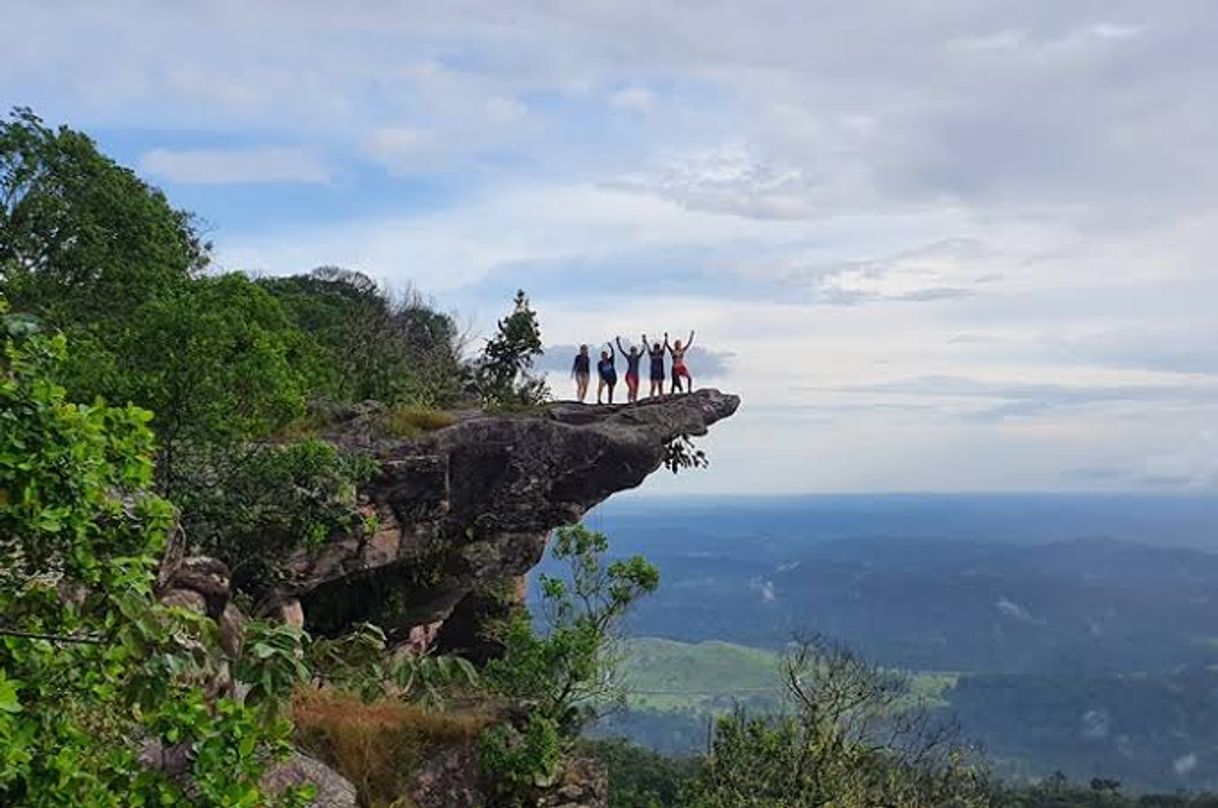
380;405;458;439
293;688;493;808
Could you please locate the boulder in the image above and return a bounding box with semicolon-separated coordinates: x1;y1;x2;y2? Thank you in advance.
261;752;358;808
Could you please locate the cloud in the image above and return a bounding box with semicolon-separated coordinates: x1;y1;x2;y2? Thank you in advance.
608;85;656;111
139;146;331;184
824;374;1218;421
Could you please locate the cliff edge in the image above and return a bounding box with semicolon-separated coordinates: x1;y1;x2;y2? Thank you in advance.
276;389;740;653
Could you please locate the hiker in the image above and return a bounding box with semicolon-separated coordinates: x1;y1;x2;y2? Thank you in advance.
597;343;618;404
572;344;591;402
616;335;644;403
643;334;666;398
667;330;694;393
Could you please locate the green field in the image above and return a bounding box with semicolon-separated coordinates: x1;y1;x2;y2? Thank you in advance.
619;637;957;713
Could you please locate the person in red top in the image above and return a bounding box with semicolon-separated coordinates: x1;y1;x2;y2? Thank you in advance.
666;330;695;393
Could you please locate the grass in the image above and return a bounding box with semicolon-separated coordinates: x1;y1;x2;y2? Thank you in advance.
380;405;458;439
293;688;493;808
618;637;958;713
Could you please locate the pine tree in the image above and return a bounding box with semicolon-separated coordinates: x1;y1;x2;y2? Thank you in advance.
476;289;549;406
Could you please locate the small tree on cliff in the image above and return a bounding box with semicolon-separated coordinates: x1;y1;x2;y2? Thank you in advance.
475;289;549;407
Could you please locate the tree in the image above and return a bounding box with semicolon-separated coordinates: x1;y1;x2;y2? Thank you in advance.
690;636;990;808
487;524;660;731
475;289;548;407
0;299;305;807
260;267;466;407
481;525;659;804
108;273;314;496
0;107;206;325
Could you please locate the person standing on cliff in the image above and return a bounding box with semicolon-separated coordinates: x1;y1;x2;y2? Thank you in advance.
597;344;618;404
667;330;695;393
643;334;666;398
616;335;644;403
572;344;591;402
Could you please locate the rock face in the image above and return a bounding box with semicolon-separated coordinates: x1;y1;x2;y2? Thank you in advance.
281;390;739;650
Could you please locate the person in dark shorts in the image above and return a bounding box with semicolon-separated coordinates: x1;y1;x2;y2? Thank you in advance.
616;335;644;403
597;343;618;404
643;333;666;398
572;344;591;402
667;330;694;393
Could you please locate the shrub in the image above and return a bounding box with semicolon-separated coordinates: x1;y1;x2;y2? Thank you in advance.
180;439;378;599
0;300;305;807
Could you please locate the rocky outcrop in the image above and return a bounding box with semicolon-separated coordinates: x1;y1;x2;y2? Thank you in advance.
280;390;739;650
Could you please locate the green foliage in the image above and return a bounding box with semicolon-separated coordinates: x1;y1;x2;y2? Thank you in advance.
105;273;317;492
688;637;990;808
236;621;312;712
662;434;709;474
584;738;702;808
0;107;206;325
390;650;480;708
0;305;305;806
180;438;377;597
259;267;466;407
486;524;660;732
475;289;549;407
306;622;480;707
479;712;564;806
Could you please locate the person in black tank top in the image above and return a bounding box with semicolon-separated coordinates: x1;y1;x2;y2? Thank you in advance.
571;344;591;402
643;333;666;398
596;344;617;404
616;335;645;403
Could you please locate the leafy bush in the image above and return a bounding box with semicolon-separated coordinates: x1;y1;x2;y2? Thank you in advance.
180;439;378;599
0;301;305;807
584;738;702;808
479;712;564;805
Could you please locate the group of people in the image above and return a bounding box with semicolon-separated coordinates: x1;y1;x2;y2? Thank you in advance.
572;331;695;404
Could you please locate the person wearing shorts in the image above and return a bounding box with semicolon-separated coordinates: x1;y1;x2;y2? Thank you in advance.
643;333;666;398
596;344;617;404
616;335;644;403
667;330;694;393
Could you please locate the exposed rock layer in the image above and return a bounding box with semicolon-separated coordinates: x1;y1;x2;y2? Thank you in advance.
283;389;740;647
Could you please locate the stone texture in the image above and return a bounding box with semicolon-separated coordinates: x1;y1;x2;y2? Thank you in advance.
283;389;739;647
261;752;357;808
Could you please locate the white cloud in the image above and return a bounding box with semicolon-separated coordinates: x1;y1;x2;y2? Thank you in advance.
139;146;331;185
609;85;656;111
8;1;1218;493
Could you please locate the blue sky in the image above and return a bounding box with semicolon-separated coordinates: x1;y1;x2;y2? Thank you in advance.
5;0;1218;494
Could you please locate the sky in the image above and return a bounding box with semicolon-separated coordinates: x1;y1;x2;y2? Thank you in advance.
4;0;1217;495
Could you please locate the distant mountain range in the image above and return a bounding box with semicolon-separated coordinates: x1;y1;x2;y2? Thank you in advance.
533;494;1218;790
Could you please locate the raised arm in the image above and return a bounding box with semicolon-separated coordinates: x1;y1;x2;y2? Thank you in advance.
607;341;615;359
686;330;695;348
615;336;627;356
663;332;671;353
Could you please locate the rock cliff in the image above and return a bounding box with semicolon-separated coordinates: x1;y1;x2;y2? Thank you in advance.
277;389;740;653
